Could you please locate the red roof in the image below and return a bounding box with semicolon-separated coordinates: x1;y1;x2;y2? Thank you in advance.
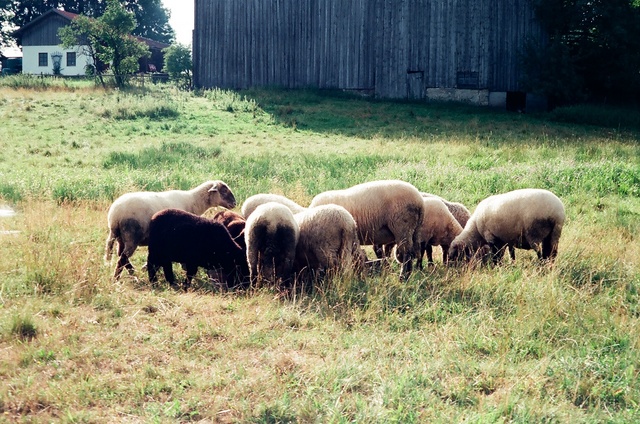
55;10;79;20
15;8;170;50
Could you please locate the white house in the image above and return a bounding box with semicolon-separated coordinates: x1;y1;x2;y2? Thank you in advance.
15;8;170;76
15;9;93;76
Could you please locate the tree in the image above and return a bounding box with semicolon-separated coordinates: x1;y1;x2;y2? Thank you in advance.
59;0;150;88
2;0;173;47
522;0;640;105
163;43;192;89
123;0;174;44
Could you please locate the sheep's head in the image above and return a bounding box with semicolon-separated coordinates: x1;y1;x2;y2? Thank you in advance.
447;241;490;266
207;181;237;209
447;240;472;264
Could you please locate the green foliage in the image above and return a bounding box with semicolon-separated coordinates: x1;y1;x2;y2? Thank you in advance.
3;0;174;46
525;0;640;104
519;38;586;104
103;142;219;169
162;43;193;90
59;0;151;88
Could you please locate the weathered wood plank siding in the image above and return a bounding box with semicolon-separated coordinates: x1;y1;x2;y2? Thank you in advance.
194;0;545;98
21;14;69;46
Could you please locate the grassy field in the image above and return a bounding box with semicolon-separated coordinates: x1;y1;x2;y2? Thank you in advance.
0;76;639;422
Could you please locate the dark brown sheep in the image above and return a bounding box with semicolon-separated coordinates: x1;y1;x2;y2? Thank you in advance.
147;209;248;290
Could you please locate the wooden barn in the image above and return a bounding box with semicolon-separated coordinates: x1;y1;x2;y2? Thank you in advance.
193;0;547;108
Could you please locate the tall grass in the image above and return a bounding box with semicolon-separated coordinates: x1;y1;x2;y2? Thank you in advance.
0;85;638;421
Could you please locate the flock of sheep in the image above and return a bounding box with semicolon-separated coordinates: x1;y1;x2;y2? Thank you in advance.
104;179;566;290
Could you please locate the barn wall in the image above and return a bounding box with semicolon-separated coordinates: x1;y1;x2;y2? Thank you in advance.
194;0;545;99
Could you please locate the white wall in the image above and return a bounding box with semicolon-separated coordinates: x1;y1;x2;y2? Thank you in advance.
22;45;93;76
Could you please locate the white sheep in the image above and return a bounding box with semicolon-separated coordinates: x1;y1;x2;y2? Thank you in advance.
245;202;300;286
241;193;307;219
420;192;472;263
421;192;471;228
105;180;236;279
293;204;364;280
309;179;424;278
415;198;464;267
375;197;464;267
448;188;565;264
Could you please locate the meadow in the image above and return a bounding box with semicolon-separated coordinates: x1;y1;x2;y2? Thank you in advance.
0;75;639;422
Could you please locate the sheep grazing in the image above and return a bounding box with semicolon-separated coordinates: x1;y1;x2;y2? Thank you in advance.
420;193;471;264
147;209;249;290
421;193;471;228
374;197;464;267
245;202;300;286
211;210;247;250
293;204;364;281
448;188;565;264
414;198;464;268
309;179;424;278
104;180;236;279
241;193;307;219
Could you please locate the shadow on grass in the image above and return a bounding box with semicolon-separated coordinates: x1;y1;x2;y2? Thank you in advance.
238;88;640;141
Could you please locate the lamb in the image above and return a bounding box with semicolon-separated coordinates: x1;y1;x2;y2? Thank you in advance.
414;198;465;268
245;202;300;286
374;197;464;267
448;188;565;264
421;193;471;228
241;193;307;219
147;209;249;290
309;179;424;278
211;210;247;249
293;204;365;280
420;192;471;263
104;180;236;279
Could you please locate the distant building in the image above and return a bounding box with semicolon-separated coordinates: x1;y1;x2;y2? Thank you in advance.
0;46;23;75
194;0;548;109
14;8;169;76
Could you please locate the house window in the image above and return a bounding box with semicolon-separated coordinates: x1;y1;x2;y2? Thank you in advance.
38;52;48;67
67;52;76;67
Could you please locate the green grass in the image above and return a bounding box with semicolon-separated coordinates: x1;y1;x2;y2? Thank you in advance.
0;83;638;422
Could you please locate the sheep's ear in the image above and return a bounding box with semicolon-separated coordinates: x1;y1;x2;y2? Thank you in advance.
208;184;219;193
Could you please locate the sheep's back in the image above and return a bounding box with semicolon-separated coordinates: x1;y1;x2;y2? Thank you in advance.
310;180;423;240
421;198;462;245
475;189;565;242
149;209;247;278
109;191;195;226
242;194;306;218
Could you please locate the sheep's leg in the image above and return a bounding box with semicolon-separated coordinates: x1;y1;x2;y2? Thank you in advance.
162;263;177;286
508;245;516;261
541;224;561;262
104;230;117;263
373;244;385;259
426;243;434;265
147;262;160;285
113;236;138;278
416;242;426;270
114;250;135;279
393;240;414;279
184;264;199;290
490;243;508;265
400;257;413;280
441;244;450;264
